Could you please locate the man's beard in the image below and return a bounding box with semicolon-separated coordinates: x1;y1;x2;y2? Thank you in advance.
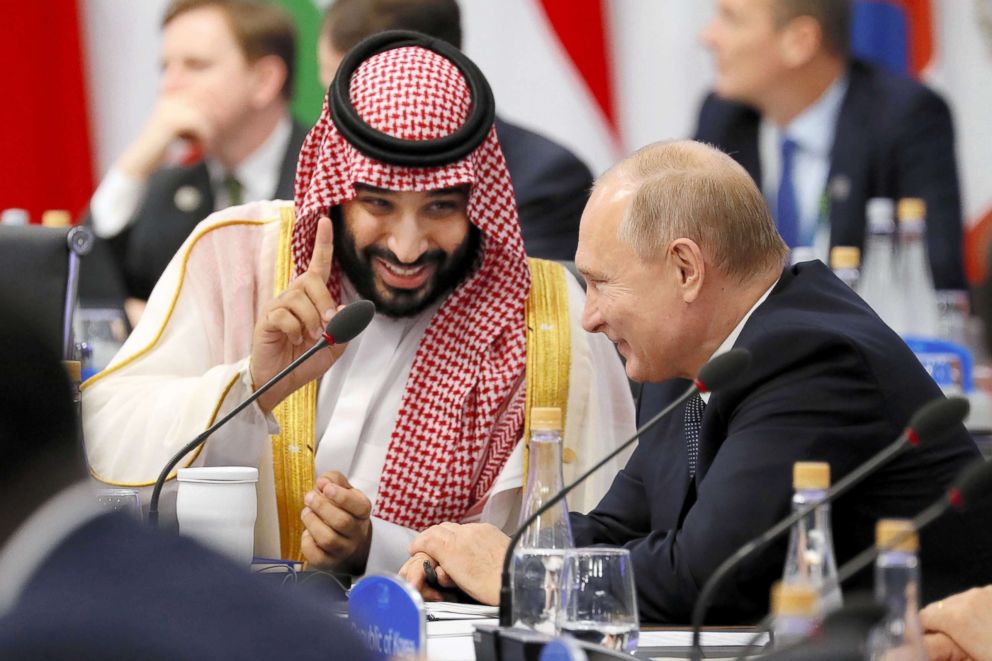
331;210;482;318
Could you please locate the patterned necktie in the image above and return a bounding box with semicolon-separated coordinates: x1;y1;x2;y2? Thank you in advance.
223;172;243;206
776;137;799;248
684;393;705;480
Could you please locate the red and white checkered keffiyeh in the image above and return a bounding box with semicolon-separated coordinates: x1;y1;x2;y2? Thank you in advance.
292;46;531;531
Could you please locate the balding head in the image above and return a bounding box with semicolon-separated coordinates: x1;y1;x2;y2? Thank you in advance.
602;140;787;284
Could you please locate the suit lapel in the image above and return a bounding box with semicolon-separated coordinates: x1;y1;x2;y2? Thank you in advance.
273;120;308;200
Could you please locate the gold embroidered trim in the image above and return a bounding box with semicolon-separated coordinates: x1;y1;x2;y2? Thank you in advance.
270;206;317;560
522;258;572;480
87;218;274;487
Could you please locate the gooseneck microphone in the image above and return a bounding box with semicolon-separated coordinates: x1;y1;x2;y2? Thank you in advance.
496;348;753;628
147;299;376;526
689;395;970;661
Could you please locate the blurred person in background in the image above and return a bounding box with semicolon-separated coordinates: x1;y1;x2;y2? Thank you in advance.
696;0;966;292
319;0;594;261
0;287;369;660
87;0;307;309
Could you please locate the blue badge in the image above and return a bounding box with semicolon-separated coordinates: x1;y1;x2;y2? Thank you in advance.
540;638;589;661
348;574;425;659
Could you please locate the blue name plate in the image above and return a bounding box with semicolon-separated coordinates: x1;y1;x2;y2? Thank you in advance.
541;638;589;661
348;574;425;659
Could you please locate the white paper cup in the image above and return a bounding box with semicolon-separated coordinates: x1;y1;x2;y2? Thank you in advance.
176;466;258;566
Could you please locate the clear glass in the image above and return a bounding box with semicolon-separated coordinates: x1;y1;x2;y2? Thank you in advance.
936;289;970;347
869;550;928;661
95;487;142;520
512;428;574;633
74;307;130;378
782;488;842;613
860;221;902;332
557;548;639;654
897;219;939;339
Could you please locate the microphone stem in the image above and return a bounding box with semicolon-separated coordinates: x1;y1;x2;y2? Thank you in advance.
147;338;329;526
498;382;699;627
689;432;911;660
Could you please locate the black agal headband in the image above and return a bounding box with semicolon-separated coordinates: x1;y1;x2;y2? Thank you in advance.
328;30;496;167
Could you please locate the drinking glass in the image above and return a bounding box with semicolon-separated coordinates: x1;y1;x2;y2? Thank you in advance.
557;548;639;654
95;488;142;520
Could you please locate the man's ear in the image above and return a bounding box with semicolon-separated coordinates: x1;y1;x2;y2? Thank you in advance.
250;54;288;108
669;238;705;303
778;15;822;68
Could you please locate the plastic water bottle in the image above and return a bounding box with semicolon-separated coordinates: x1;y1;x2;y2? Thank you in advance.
897;199;939;339
860;198;902;330
0;208;29;226
513;407;574;633
782;462;842;614
830;246;861;291
868;520;928;660
770;582;818;649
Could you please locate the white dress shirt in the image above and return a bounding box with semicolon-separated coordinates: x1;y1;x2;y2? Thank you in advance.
90;116;293;239
760;76;849;260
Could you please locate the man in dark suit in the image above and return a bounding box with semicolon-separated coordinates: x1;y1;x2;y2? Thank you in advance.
397;141;992;624
0;288;370;659
696;0;966;291
318;0;594;260
88;0;307;302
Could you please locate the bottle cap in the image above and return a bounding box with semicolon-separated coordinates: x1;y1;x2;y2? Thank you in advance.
897;198;926;223
829;246;861;270
62;360;81;383
876;519;918;552
41;210;71;228
770;582;818;616
866;198;895;234
0;208;29;226
794;461;831;490
530;407;562;431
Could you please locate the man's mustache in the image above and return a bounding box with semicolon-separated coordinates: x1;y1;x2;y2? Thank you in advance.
364;247;447;269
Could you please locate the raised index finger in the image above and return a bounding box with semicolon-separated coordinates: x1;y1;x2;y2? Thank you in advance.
307;216;334;282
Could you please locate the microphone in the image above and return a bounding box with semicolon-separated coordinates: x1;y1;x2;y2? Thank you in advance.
147;299;376;526
496;348;753;628
689;395;970;660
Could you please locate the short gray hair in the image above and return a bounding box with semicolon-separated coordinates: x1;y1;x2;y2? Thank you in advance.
605;141;788;283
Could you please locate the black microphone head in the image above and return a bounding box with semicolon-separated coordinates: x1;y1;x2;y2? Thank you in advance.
950;459;992;509
325;299;376;344
694;348;751;393
905;396;969;447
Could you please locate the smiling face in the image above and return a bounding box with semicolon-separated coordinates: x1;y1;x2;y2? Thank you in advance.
333;184;480;317
575;178;693;383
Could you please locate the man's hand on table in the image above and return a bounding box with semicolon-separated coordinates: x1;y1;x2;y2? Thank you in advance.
399;522;508;605
921;586;992;661
300;470;372;574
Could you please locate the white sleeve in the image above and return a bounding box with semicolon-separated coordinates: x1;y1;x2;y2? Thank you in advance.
89;167;149;238
365;516;419;574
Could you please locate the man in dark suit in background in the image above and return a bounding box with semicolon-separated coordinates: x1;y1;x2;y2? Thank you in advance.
397;141;991;624
318;0;594;261
696;0;966;291
87;0;307;304
0;288;370;660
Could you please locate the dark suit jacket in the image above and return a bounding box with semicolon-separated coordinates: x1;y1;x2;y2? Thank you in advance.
95;120;308;301
694;60;966;290
495;117;593;261
0;512;369;660
572;262;992;624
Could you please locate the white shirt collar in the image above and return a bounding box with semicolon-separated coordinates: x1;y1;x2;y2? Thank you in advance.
780;74;849;157
0;481;105;616
207;114;293;205
700;278;778;404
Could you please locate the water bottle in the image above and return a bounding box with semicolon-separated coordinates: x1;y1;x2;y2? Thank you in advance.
782;462;842;614
513;407;574;633
868;520;928;660
897;199;939;339
41;209;71;228
829;246;861;291
0;208;29;226
770;582;818;649
860;198;902;331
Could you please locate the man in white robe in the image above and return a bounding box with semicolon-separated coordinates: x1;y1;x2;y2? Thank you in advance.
82;33;635;575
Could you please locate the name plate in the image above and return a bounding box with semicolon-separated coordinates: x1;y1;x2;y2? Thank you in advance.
348;574;425;659
541;638;589;661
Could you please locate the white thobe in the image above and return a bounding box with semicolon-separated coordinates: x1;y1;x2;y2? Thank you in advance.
83;201;637;573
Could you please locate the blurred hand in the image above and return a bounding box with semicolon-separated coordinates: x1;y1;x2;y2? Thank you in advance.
406;522;508;605
250;216;343;414
300;470;373;574
920;586;992;661
924;631;972;661
116;93;218;178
